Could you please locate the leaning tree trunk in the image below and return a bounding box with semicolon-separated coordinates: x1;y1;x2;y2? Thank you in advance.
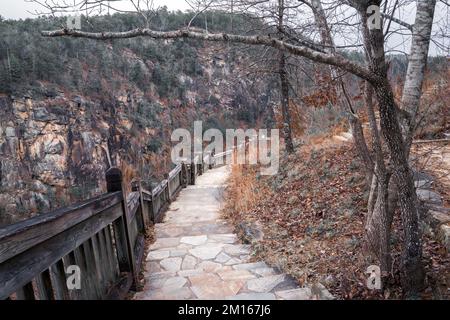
374;79;424;297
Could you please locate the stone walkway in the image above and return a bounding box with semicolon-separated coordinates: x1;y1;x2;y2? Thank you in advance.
134;165;333;300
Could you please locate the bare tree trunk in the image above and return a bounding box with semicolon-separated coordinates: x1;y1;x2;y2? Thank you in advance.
310;1;394;272
374;79;424;296
367;169;378;216
366;171;391;274
278;0;294;154
349;113;373;184
364;83;393;275
310;0;373;180
279;52;295;153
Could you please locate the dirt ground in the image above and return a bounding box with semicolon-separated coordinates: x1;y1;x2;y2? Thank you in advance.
222;138;449;299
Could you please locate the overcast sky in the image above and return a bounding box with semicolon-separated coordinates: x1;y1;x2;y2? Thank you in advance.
0;0;448;56
0;0;190;19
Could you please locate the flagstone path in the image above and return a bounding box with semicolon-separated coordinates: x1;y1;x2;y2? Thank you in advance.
134;165;333;300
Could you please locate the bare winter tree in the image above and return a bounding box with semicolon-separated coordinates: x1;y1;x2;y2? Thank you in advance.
219;0;301;153
33;0;444;296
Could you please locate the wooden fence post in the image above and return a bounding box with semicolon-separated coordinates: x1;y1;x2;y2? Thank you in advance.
181;162;188;188
105;168;139;290
199;159;203;176
190;162;196;185
164;173;171;202
149;187;156;223
148;184;155;222
132;180;149;229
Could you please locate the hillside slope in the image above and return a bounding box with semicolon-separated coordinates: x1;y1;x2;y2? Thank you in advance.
0;12;276;226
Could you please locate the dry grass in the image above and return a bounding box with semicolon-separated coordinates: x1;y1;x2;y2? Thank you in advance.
226;164;269;215
120;161;138;195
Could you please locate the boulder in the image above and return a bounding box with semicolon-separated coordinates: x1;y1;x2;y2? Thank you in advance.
427;210;450;229
415;180;433;189
33;107;56;122
416;189;443;205
237;221;264;244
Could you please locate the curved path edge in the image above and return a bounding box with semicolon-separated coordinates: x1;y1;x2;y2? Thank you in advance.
134;165;334;300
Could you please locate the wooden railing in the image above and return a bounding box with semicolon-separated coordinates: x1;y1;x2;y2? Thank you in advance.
0;149;234;300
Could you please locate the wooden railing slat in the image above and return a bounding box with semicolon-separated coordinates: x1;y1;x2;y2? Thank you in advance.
97;230;112;290
73;246;90;300
63;253;81;300
36;269;54;300
16;282;35;300
134;234;145;274
126;192;140;222
0;203;123;299
112;215;132;274
104;226;119;280
49;259;69;300
90;233;105;292
81;240;102;299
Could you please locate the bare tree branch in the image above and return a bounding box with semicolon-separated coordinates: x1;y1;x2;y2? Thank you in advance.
41;27;377;82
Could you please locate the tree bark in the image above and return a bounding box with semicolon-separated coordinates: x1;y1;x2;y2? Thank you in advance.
365;169;391;275
374;78;424;297
279;52;295;153
364;82;393;275
278;0;295;154
349;113;373;184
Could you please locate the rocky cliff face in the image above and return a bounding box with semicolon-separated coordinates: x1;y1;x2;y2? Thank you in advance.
0;43;276;226
0;91;130;224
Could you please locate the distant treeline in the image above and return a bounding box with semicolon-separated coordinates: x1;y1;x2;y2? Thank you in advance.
0;8;251;96
0;8;446;97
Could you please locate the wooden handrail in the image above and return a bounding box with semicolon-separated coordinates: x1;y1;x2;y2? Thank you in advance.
126;191;141;222
0;144;243;300
168;164;182;179
152;180;167;197
0;191;122;265
0;201;124;299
